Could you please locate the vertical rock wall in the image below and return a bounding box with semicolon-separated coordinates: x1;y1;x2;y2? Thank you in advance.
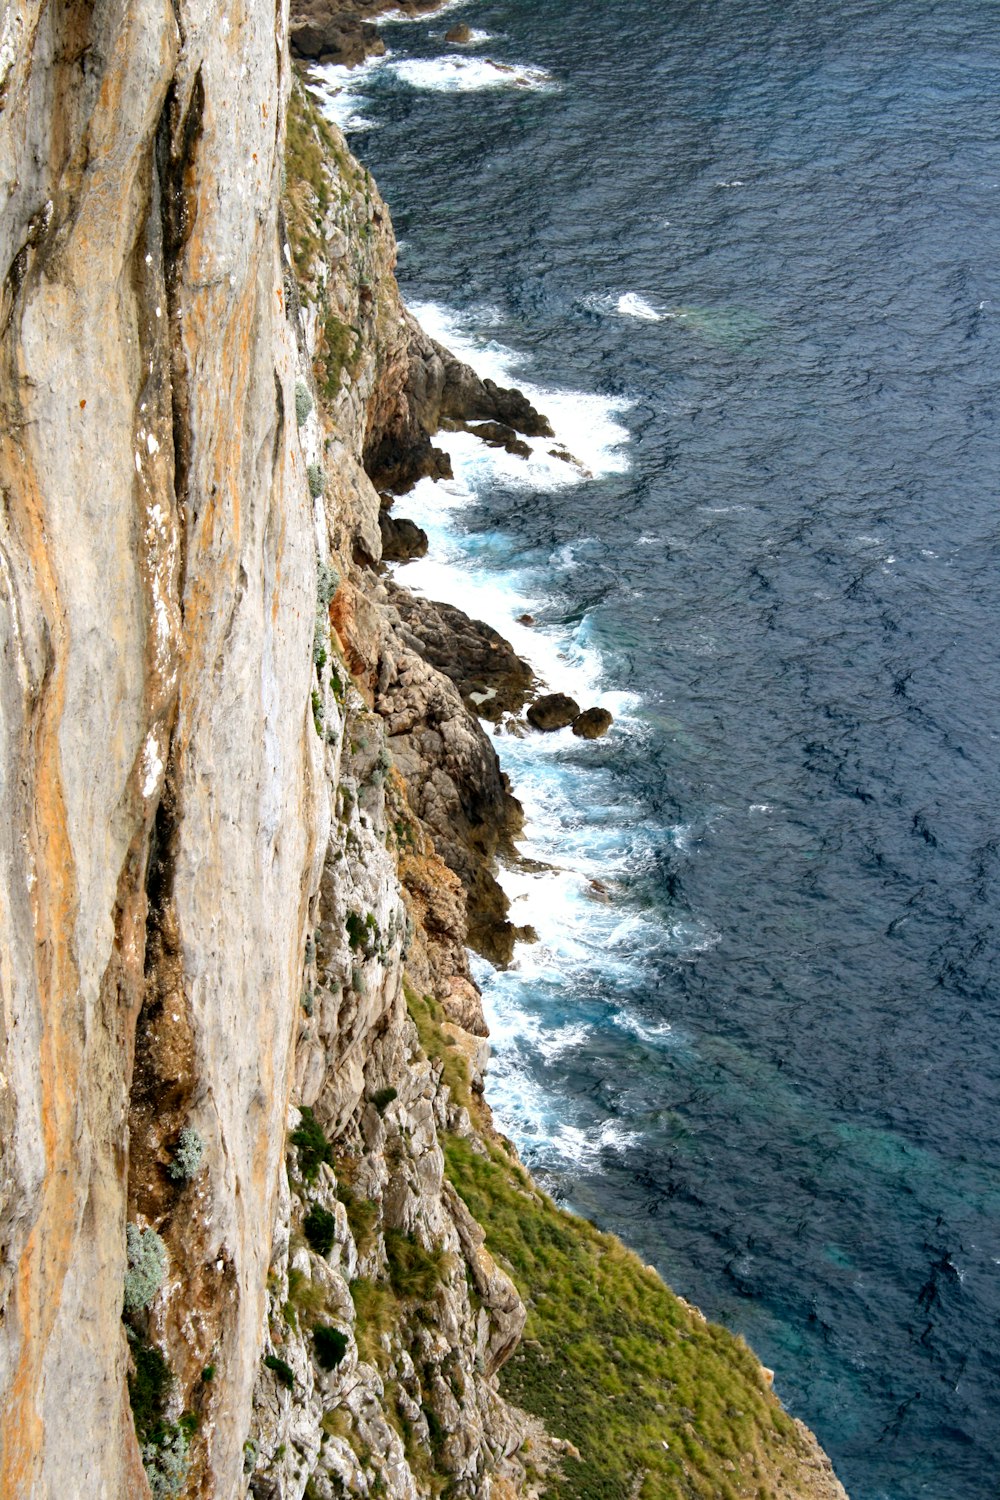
0;1;321;1492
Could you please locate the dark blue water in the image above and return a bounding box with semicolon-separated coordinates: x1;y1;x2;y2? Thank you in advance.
320;3;1000;1495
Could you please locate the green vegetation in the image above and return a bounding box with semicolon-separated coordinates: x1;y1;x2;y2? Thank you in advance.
290;1106;332;1183
313;1324;349;1370
384;1229;450;1303
307;462;326;499
404;984;470;1109
284;79;352;288
350;1277;399;1368
167;1126;203;1183
371;1086;398;1115
444;1132;806;1500
124;1224;166;1313
287;1265;329;1326
264;1353;296;1390
304;1204;337;1257
319;312;356;403
295;380;314;425
336;1179;378;1254
127;1335;173;1441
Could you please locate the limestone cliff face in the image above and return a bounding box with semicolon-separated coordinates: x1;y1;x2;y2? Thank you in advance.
0;9;849;1500
1;2;312;1492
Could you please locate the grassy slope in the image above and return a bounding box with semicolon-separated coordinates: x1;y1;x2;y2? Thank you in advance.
411;987;817;1500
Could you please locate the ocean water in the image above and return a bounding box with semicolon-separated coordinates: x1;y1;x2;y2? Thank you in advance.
314;3;1000;1496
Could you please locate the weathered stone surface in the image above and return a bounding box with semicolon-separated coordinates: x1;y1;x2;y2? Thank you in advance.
572;706;614;738
364;309;552;493
379;510;429;560
386;581;535;721
527;692;581;731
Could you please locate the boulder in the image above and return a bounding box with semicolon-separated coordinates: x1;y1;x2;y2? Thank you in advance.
445;22;472;42
379;512;428;561
526;693;580;732
572;707;613;739
468;420;532;458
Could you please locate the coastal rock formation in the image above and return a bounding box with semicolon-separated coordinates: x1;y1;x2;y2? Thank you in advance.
0;11;849;1500
289;0;445;69
527;693;581;731
572;706;613;739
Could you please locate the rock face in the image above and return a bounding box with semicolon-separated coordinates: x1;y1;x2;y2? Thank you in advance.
0;17;850;1500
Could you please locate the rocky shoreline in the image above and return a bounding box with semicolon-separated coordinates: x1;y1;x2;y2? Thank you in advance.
289;0;461;69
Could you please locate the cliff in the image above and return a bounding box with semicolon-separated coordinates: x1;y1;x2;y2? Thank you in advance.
0;6;847;1498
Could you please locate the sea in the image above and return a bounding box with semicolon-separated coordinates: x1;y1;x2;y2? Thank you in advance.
310;3;1000;1496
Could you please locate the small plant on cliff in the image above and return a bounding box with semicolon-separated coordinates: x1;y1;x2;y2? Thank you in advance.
303;1204;337;1258
264;1353;296;1390
295;380;313;425
141;1426;191;1500
167;1126;204;1183
124;1223;167;1313
307;461;326;499
290;1105;332;1183
127;1331;173;1440
313;1324;349;1371
371;1086;398;1115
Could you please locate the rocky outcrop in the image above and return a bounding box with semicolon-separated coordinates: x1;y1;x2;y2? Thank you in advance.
572;706;613;739
526;693;580;731
364;311;552;493
386;582;535;723
290;0;448;70
0;13;849;1500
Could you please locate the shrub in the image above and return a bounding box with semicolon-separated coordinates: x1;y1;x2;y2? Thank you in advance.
141;1426;190;1499
127;1335;172;1439
303;1205;337;1257
313;1324;349;1371
264;1353;295;1390
372;1086;397;1115
307;462;325;499
316;561;339;610
124;1224;166;1313
295;381;313;425
290;1107;332;1183
167;1127;203;1183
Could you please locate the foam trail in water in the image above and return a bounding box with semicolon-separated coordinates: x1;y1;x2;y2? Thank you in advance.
387;55;556;91
385;304;691;1168
312;55;389;130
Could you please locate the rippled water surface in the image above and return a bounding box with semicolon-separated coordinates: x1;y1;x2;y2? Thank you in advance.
319;3;1000;1494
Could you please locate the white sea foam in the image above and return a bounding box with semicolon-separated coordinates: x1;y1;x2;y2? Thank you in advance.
616;291;663;321
312;54;389;130
385;302;689;1167
585;291;664;322
378;0;473;22
407;300;632;483
388;55;555;92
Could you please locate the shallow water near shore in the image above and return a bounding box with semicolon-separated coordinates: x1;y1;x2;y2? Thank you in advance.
323;3;1000;1496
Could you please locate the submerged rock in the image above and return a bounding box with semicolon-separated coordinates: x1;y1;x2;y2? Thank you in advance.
573;706;614;739
527;693;580;731
445;22;472;43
